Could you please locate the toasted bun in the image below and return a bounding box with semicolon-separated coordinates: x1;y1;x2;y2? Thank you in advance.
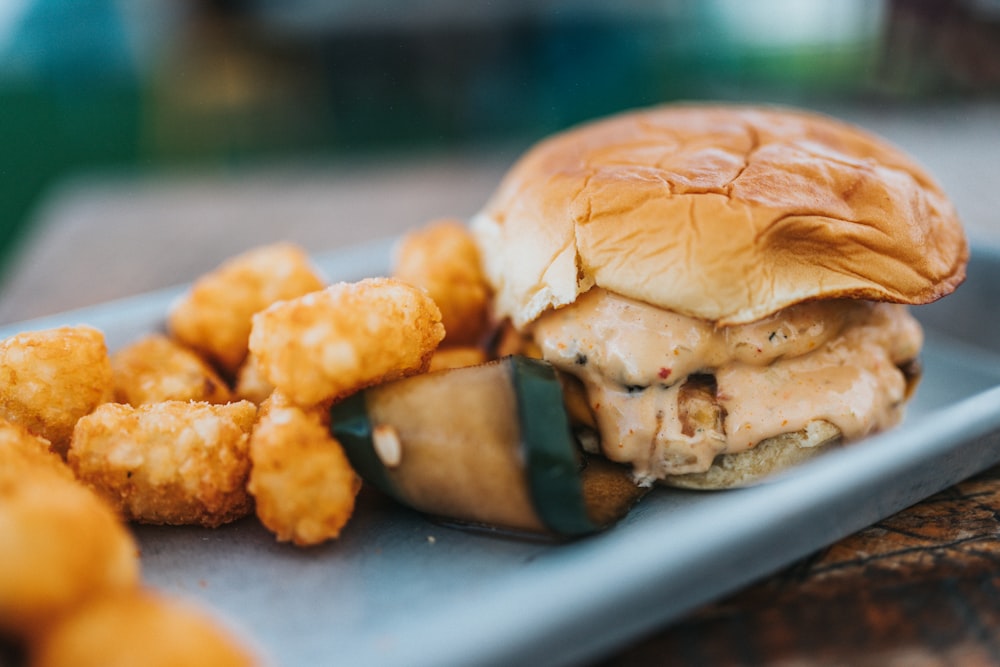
471;104;968;327
660;420;841;490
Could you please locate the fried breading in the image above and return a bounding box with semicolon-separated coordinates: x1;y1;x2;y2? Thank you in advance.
68;401;258;528
393;219;491;346
167;243;326;374
248;394;361;546
248;277;445;406
111;334;231;406
0;466;139;640
0;417;73;481
0;326;113;456
232;352;274;405
30;588;259;667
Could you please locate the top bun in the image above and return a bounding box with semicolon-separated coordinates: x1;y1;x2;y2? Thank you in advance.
471;104;968;327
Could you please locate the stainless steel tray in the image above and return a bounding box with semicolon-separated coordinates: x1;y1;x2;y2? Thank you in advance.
4;239;1000;667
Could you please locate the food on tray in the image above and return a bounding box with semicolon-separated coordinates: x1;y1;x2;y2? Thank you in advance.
112;333;232;406
392;218;492;346
0;325;113;457
427;345;488;372
68;400;258;528
247;277;445;406
0;417;73;481
332;356;646;536
0;332;260;661
0;440;140;640
233;352;274;404
0;101;973;663
168;242;327;374
30;588;259;667
468;104;968;489
248;393;361;546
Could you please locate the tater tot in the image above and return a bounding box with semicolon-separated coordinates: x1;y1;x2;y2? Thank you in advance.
0;467;139;640
0;417;72;481
248;277;445;406
31;588;259;667
393;219;491;346
111;334;232;406
68;401;258;528
233;352;274;405
0;326;113;456
248;393;361;546
428;345;488;372
167;243;326;374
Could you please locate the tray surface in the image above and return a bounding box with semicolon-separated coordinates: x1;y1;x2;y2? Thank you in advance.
4;239;1000;667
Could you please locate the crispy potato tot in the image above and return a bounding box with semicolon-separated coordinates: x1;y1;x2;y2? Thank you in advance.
167;243;326;374
0;325;113;456
428;345;488;372
248;277;445;406
0;467;139;640
0;417;72;481
248;394;361;546
111;334;231;406
68;401;257;528
31;588;259;667
233;352;274;405
393;219;491;345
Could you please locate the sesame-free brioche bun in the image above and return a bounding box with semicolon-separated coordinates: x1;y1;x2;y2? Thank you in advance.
471;104;968;328
659;420;842;490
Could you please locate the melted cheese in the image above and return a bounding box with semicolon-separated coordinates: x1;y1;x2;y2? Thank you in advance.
532;288;923;484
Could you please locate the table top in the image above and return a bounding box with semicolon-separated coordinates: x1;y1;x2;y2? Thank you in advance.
2;101;1000;665
604;464;1000;666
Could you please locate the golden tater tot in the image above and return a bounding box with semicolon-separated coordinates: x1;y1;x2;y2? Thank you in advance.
248;277;445;406
68;401;258;528
248;394;361;546
233;352;274;405
0;417;72;481
0;467;139;640
31;588;259;667
393;218;491;346
0;325;113;456
111;334;232;406
428;345;488;372
167;243;326;374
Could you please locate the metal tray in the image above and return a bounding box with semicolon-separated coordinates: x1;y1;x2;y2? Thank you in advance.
4;240;1000;667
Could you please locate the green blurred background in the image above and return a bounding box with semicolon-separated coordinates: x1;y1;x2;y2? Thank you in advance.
1;0;998;283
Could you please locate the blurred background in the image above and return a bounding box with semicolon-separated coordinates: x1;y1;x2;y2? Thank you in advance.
1;0;999;320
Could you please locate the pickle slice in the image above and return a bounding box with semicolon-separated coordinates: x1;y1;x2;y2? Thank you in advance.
330;356;644;537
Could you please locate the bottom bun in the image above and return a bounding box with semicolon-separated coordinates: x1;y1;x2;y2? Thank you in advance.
658;420;842;490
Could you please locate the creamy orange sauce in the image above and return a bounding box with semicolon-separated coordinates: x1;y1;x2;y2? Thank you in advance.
532;288;923;484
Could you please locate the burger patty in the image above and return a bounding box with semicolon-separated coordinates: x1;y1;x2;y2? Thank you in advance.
531;288;924;484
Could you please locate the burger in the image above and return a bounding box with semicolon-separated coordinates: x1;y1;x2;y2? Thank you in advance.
470;104;968;490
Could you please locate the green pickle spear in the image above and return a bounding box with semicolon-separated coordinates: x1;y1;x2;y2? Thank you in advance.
330;356;646;537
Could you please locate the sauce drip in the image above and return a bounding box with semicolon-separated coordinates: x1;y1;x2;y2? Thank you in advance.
532;289;923;484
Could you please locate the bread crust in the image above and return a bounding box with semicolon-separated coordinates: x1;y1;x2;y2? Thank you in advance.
659;420;842;490
472;104;968;327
